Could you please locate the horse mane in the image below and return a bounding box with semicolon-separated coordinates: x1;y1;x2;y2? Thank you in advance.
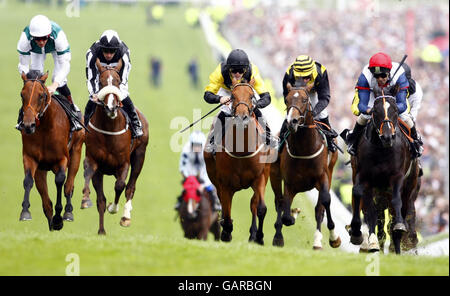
26;70;43;80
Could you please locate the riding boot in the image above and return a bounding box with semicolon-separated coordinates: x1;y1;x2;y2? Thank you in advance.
15;107;24;131
254;108;278;148
84;99;97;128
409;126;424;159
343;122;365;156
205;111;227;154
317;117;337;153
122;97;144;138
278;119;289;152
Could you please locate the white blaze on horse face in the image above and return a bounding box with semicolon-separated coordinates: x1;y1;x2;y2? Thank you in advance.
188;199;194;214
287;107;294;123
383;101;392;130
107;74;113;86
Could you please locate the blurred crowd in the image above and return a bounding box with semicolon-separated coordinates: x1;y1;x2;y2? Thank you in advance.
221;3;449;236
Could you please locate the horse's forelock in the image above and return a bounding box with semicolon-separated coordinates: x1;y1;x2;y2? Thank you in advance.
26;70;43;80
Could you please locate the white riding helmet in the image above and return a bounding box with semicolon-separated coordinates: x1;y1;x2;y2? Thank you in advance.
189;131;206;147
29;15;52;37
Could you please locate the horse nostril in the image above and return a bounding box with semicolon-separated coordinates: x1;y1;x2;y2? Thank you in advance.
292;118;298;125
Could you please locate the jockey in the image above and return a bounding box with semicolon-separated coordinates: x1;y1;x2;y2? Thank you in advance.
203;49;276;152
84;30;143;138
343;52;423;158
175;131;222;212
280;55;337;152
16;15;82;131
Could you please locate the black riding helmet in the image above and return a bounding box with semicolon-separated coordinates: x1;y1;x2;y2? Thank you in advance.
99;30;121;51
226;49;250;71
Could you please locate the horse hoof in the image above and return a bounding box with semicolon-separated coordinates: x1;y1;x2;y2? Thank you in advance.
359;248;369;253
98;229;106;235
329;236;341;248
221;231;232;242
350;234;363;245
63;212;74;222
51;216;64;231
107;203;119;214
393;223;407;232
281;214;295;226
80;199;93;209
19;211;32;221
120;217;131;227
313;246;323;251
272;237;284;247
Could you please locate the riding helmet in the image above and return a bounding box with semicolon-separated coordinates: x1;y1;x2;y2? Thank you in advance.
368;52;392;74
29;15;52;37
99;30;121;49
293;55;315;77
226;49;250;68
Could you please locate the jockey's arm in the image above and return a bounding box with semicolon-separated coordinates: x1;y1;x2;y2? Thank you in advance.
51;30;71;91
203;64;224;104
355;74;371;115
394;74;409;114
17;32;31;74
252;65;271;109
86;50;98;99
313;70;331;116
119;51;132;99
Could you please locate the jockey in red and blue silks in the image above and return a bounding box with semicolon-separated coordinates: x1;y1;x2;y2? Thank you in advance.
343;52;423;158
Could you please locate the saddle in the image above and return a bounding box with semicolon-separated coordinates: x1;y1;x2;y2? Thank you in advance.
52;94;82;126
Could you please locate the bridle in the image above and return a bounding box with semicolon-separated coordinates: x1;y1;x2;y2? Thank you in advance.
231;83;256;117
21;79;51;125
372;91;396;137
286;87;315;128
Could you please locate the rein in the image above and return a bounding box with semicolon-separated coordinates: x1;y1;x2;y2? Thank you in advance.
231;83;256;116
372;91;396;136
286;87;316;128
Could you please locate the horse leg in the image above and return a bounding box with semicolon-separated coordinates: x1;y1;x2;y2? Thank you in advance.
219;186;234;242
81;158;95;209
349;176;366;245
63;135;83;221
362;189;380;252
118;164;131;227
316;175;341;249
20;157;38;221
34;169;53;230
51;164;67;231
209;213;221;241
376;201;387;251
92;171;106;235
391;177;407;254
270;158;285;247
281;184;296;226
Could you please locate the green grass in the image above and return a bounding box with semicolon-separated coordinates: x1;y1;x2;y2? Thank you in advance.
0;1;448;276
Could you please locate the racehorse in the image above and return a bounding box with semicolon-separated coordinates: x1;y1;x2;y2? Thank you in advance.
204;78;273;244
19;70;84;230
270;82;341;249
348;83;420;254
83;58;149;235
178;176;221;240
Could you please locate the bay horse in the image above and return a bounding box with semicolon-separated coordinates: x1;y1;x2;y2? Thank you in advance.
83;58;149;235
178;176;221;241
270;82;341;249
204;78;273;244
19;70;84;230
348;83;420;254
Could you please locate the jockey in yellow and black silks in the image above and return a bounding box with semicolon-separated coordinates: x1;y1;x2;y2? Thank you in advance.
279;55;338;152
203;49;276;152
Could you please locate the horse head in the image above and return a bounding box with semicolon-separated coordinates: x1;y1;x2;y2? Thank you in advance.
95;58;123;119
20;70;51;134
181;176;202;220
371;83;399;148
285;81;314;133
231;77;256;128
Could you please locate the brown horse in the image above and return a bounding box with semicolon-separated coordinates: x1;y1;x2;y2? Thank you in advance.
270;82;341;249
19;70;84;230
204;78;273;244
178;176;221;240
348;84;420;254
83;59;149;235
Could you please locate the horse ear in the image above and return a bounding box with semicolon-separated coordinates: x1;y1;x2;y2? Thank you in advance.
286;82;292;91
40;71;49;82
95;58;105;73
21;71;27;81
114;58;123;72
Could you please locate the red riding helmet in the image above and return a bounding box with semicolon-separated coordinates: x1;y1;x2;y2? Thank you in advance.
368;52;392;73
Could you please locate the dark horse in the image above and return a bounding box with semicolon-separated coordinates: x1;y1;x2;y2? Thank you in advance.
178;176;221;240
204;78;274;244
83;58;149;235
270;82;341;249
348;84;420;254
19;70;84;230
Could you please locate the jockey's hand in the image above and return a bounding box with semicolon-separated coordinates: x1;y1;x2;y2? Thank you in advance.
91;94;100;103
47;82;59;95
220;96;232;106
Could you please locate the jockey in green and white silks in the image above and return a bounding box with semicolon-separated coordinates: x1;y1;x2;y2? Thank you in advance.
16;14;82;131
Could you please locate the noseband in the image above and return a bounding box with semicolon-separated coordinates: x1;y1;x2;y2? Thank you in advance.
372;95;396;136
